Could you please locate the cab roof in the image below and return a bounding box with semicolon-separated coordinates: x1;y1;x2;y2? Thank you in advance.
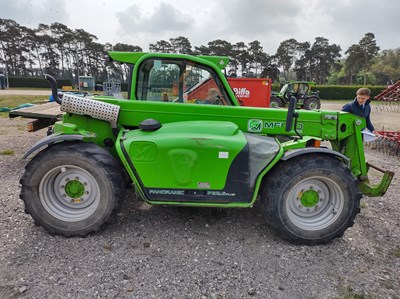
108;51;230;70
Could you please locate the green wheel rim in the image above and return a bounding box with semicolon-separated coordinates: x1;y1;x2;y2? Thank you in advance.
39;165;100;222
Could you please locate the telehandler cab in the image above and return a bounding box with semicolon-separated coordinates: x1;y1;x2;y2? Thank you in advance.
20;51;394;245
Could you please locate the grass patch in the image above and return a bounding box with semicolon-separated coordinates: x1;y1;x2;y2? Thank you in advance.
0;149;14;155
7;87;50;90
338;286;370;299
360;201;367;209
0;95;48;109
17;124;27;131
393;247;400;257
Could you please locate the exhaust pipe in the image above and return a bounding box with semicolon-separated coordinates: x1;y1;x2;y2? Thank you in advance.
44;74;62;104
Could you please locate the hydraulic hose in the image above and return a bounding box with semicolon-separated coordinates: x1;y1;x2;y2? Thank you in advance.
44;74;62;104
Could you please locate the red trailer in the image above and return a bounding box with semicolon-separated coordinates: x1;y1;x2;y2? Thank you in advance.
228;78;272;108
186;77;272;107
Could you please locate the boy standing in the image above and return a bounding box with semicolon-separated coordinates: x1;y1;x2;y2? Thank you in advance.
342;88;377;135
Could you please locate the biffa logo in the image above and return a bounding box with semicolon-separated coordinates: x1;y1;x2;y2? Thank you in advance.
233;87;250;98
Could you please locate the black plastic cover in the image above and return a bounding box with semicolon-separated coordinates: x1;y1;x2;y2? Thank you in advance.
139;119;162;131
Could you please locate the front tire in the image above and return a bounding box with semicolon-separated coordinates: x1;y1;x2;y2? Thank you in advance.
303;97;321;110
20;142;125;236
270;96;283;108
261;154;361;245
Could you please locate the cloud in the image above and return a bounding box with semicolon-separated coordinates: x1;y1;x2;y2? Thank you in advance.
4;0;396;55
306;0;400;51
176;0;312;54
219;0;304;36
116;2;193;34
0;0;68;27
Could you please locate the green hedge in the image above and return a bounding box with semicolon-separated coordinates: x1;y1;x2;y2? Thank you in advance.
8;77;72;88
271;83;280;92
314;85;386;100
271;83;386;100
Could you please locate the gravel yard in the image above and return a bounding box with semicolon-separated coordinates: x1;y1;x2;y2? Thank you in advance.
0;116;399;299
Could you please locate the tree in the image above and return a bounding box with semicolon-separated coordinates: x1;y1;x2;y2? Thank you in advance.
309;37;341;84
260;63;280;82
2;18;398;88
231;42;249;76
275;38;298;81
50;23;73;78
248;40;268;77
344;44;363;84
370;48;400;84
344;33;380;85
169;36;192;54
359;33;380;85
293;41;311;81
207;39;232;57
149;40;173;53
193;45;211;55
0;19;33;76
36;23;60;76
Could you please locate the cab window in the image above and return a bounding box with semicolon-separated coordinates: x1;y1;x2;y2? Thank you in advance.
136;59;231;105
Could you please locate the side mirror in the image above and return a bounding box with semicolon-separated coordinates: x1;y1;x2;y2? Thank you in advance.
285;96;297;132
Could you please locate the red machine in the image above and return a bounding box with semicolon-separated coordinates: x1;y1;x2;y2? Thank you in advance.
186;77;272;107
228;78;271;108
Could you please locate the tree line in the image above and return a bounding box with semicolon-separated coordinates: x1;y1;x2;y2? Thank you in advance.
0;18;399;85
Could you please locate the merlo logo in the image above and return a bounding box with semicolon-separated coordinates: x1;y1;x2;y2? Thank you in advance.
248;119;262;132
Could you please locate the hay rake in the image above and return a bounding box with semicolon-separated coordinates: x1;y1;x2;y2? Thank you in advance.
374;80;400;113
374;101;400;113
365;130;400;156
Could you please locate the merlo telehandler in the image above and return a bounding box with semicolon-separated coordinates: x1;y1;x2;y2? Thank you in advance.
20;52;394;245
270;81;321;110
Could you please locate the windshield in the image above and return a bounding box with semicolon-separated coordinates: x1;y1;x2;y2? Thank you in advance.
136;58;232;105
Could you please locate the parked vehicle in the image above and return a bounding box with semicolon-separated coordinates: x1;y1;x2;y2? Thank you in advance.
270;81;321;110
20;52;393;245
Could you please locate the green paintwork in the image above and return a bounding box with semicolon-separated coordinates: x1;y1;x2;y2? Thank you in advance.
108;51;230;70
54;114;117;156
65;180;85;199
120;121;245;189
48;51;393;204
301;190;319;207
359;166;395;196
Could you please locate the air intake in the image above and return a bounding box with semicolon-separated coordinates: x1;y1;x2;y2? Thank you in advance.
61;95;120;128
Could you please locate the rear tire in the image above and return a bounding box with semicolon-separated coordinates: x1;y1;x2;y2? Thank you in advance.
270;96;283;108
20;142;125;236
304;97;321;110
261;154;361;245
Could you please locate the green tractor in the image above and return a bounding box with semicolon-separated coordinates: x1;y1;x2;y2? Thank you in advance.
270;81;321;110
20;52;394;245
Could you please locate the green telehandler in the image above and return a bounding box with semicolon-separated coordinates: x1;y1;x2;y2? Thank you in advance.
20;51;394;245
270;81;321;110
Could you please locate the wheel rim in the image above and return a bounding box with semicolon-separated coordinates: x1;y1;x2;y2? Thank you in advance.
286;177;344;231
270;100;279;108
307;100;318;110
39;165;101;222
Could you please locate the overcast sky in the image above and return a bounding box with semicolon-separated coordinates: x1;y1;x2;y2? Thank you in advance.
1;0;399;54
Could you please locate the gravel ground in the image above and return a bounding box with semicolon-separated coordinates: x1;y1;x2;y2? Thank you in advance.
0;116;399;299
